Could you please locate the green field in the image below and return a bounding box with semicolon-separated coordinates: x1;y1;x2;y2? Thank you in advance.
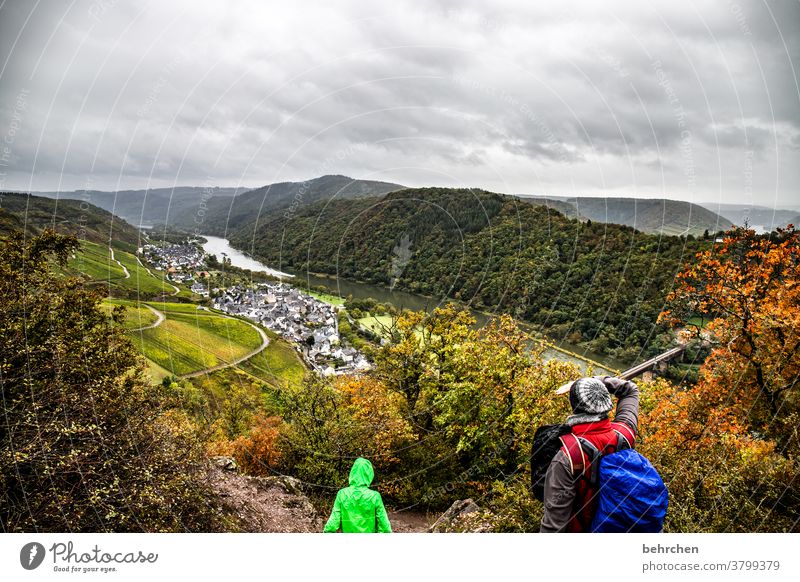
129;303;264;377
68;241;187;297
68;241;127;282
101;298;159;330
148;301;206;314
357;314;394;335
307;290;346;306
236;329;308;389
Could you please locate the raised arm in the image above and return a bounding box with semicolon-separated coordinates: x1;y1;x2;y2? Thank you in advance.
597;376;639;433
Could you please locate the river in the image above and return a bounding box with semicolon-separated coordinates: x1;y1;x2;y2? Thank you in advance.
201;235;294;278
200;235;624;374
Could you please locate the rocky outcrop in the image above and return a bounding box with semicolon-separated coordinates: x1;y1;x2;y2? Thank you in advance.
209;464;321;532
429;499;492;533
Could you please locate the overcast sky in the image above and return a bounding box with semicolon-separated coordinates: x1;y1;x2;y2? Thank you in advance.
0;0;798;206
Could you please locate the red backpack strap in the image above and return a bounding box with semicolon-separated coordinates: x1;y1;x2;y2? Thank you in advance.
559;433;586;475
611;421;636;449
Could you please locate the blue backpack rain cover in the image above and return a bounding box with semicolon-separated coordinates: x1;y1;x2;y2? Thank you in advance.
590;449;668;532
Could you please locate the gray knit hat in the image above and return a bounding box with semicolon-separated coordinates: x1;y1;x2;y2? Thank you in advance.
569;377;613;416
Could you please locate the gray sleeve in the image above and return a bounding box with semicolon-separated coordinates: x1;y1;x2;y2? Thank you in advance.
596;376;640;433
539;450;577;533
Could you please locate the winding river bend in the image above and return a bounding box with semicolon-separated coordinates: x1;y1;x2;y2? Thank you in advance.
201;235;624;374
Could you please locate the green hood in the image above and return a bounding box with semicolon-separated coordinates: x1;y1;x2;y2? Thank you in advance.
348;457;374;487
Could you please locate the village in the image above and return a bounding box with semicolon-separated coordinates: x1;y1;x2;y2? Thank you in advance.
138;239;371;375
212;283;371;376
139;242;210;295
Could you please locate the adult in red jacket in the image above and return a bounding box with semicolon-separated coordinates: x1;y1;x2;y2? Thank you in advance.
540;376;639;533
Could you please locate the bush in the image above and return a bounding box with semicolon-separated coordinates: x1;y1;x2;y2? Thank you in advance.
0;232;229;532
231;415;284;476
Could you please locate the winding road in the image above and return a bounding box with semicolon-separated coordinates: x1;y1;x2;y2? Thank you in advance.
135;253;181;296
127;303;165;332
109;247;130;278
125;302;270;379
178;313;270;379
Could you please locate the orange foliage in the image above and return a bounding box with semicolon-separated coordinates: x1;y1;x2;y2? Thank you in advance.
231;415;284;476
660;226;799;436
641;227;800;531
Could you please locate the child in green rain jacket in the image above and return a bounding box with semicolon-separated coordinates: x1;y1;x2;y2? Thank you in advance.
323;458;392;533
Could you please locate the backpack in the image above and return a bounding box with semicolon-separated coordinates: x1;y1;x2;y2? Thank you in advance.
590;449;668;532
560;425;668;533
530;421;630;503
530;423;571;501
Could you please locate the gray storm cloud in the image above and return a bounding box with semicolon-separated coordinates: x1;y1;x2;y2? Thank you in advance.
0;0;798;206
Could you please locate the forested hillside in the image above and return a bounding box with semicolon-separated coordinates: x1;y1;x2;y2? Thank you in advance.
231;187;707;361
0;192;141;245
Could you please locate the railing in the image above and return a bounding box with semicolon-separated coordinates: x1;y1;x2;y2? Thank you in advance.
619;345;686;380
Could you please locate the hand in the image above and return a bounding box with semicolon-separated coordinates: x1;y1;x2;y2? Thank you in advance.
554;381;574;395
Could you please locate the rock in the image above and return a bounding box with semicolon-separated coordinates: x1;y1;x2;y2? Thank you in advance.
257;475;305;496
211;456;239;471
429;498;481;532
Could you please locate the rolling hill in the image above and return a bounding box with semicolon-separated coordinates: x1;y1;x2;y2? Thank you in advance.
23;176;749;239
697;202;800;232
168;174;404;236
0;191;141;245
29;186;247;228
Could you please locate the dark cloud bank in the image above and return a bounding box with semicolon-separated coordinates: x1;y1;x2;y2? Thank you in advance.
1;0;798;207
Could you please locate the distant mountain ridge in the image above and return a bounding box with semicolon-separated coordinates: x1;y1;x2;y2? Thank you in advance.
24;175;785;238
696;202;800;232
517;195;731;236
30;186;247;228
0;192;141;245
168;175;405;236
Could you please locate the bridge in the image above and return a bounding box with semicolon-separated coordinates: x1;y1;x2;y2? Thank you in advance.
619;345;686;380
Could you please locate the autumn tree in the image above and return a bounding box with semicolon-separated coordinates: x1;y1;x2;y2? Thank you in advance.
645;226;800;531
0;231;226;532
433;315;575;477
661;226;799;444
371;304;473;427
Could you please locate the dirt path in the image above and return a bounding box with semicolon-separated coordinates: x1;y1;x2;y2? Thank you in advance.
388;509;434;532
127;303;165;332
109;247;130;278
178;314;270;379
209;462;435;533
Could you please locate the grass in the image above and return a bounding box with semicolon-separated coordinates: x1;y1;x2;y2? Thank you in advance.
111;246;178;296
307;290;346;306
68;241;127;282
68;241;187;298
237;330;308;389
101;298;159;330
99;299;304;386
129;307;263;377
149;301;206;314
357;314;394;335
